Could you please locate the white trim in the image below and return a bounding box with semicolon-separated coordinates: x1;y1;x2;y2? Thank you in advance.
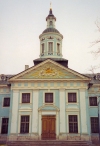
66;112;80;134
56;42;61;55
43;91;55;105
18;114;31;134
38;111;59;139
19;91;32;104
9;59;90;81
47;41;54;55
66;90;79;105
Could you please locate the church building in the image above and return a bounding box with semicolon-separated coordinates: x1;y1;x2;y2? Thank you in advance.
0;6;100;144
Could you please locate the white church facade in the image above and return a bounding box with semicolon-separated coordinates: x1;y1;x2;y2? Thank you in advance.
0;7;100;144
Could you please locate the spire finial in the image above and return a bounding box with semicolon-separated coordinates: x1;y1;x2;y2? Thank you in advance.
50;2;52;10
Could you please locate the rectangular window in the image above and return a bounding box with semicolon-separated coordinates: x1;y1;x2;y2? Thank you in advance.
48;42;53;55
3;98;10;107
20;116;29;133
91;117;99;133
69;115;78;133
89;97;97;106
22;93;30;103
1;118;9;134
45;93;53;103
68;93;76;102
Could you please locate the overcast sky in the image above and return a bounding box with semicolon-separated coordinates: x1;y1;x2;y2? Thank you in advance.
0;0;100;74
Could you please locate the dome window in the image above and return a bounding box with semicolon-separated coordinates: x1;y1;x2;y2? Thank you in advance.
48;42;53;55
41;43;44;56
49;21;53;26
57;43;60;55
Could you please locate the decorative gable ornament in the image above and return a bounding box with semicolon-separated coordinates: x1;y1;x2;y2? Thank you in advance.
39;67;58;77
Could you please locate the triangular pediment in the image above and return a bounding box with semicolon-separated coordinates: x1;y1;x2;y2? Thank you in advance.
9;59;90;81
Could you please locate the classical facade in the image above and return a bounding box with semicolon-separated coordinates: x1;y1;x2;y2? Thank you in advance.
0;7;100;143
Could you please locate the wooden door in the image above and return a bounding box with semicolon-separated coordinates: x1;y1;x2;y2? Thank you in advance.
42;115;56;140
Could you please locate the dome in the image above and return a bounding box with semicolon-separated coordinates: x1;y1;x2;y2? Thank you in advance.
42;28;60;34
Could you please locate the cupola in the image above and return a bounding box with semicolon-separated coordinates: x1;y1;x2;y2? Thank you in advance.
39;4;63;59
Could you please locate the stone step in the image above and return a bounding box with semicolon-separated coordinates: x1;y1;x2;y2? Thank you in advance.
6;140;92;146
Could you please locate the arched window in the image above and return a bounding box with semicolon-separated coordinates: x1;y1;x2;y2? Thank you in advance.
48;42;53;55
57;43;60;55
49;21;53;26
41;43;44;55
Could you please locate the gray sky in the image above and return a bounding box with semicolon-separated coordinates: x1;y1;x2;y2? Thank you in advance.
0;0;100;74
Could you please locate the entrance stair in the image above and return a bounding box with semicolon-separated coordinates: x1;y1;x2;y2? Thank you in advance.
5;140;94;146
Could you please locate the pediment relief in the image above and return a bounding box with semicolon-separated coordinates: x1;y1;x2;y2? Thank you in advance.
17;63;82;79
9;59;90;81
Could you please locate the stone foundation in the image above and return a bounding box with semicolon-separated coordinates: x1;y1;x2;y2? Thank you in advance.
0;135;8;142
8;133;39;141
0;134;93;142
91;135;99;144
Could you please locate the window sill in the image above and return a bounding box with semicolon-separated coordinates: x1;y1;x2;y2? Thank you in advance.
89;106;98;108
66;102;79;105
19;103;32;104
2;106;10;108
44;103;54;105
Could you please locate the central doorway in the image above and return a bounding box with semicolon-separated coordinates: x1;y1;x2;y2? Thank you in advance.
41;115;56;140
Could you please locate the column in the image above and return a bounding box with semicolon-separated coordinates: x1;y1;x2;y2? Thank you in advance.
32;89;39;134
38;111;42;140
10;90;19;133
59;89;66;137
80;89;87;134
56;111;59;139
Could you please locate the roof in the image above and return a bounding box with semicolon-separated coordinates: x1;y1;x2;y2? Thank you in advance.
42;28;60;34
0;75;14;85
34;58;68;61
84;74;100;84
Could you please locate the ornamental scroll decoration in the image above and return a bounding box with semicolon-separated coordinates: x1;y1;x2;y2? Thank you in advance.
39;66;59;77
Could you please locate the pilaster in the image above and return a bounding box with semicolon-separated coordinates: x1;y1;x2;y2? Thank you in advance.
32;89;39;135
10;90;19;134
59;89;66;139
79;89;88;134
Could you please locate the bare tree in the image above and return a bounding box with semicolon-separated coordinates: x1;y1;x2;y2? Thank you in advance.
91;20;100;58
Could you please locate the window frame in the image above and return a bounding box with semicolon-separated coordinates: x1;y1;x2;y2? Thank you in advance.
66;90;78;104
90;117;99;133
48;42;53;55
41;43;45;55
1;117;9;134
20;115;30;134
68;115;78;133
3;97;10;107
89;97;97;106
20;91;32;104
43;92;55;105
45;93;53;103
68;93;77;103
22;93;30;103
57;43;60;55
